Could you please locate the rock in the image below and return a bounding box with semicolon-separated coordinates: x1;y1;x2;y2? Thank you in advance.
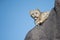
25;0;60;40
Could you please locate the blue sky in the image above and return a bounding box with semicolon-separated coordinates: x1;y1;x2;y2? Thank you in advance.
0;0;54;40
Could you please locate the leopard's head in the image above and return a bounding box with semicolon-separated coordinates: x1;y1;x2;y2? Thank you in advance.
30;9;41;20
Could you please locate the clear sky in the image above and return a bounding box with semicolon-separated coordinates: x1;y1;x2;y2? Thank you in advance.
0;0;54;40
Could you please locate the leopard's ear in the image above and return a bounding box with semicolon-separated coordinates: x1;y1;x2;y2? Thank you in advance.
36;9;40;12
36;8;40;11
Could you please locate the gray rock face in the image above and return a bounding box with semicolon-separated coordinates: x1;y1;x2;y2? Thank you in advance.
25;0;60;40
55;0;60;40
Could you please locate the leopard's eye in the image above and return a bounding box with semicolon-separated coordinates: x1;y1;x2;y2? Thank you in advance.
35;12;38;14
